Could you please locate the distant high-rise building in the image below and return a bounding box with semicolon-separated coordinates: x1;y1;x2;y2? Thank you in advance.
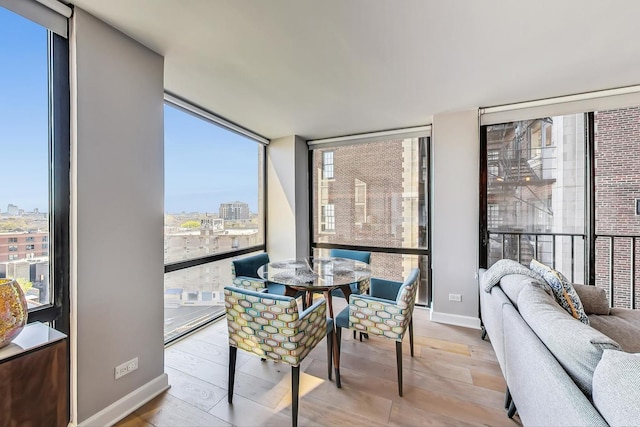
219;201;250;220
7;204;19;216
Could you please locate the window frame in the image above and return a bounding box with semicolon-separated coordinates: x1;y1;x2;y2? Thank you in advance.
2;22;71;332
162;94;268;344
308;130;432;306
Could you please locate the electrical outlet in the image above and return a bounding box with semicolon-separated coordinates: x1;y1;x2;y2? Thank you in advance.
449;293;462;302
115;357;138;380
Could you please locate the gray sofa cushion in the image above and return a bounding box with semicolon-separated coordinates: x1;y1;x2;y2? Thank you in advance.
589;308;640;352
502;304;608;426
517;284;621;396
592;349;640;426
499;273;549;308
573;284;610;315
530;259;590;324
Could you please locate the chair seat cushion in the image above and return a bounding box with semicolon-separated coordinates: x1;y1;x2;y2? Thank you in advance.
335;306;350;329
266;282;305;298
330;283;360;297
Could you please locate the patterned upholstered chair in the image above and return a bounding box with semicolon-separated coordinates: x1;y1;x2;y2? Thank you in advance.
224;286;332;427
335;268;419;396
329;249;372;340
232;252;305;298
329;248;371;297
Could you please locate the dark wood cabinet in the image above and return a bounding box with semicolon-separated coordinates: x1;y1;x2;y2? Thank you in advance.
0;323;68;427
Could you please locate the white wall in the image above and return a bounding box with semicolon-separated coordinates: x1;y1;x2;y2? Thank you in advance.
430;109;481;328
267;135;309;260
70;8;167;425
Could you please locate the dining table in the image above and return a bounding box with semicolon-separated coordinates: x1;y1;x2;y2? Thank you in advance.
257;256;372;387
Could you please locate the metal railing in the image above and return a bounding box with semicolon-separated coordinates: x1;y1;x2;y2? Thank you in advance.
488;231;586;283
594;234;639;309
488;231;639;309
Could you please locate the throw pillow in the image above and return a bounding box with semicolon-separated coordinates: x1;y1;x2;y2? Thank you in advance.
592;349;640;426
530;259;590;325
573;283;610;315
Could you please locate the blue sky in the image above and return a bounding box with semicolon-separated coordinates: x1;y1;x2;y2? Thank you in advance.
0;7;48;213
1;6;260;215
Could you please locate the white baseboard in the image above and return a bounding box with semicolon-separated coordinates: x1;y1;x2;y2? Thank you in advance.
430;310;481;329
74;373;169;427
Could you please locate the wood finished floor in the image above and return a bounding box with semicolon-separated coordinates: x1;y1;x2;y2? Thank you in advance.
116;302;522;427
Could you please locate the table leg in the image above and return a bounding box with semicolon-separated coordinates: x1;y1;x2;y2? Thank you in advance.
324;291;342;388
305;291;314;309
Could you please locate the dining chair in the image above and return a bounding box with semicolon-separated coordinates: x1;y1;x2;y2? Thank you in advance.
329;248;372;340
334;268;419;396
329;249;372;297
232;252;302;297
224;286;333;427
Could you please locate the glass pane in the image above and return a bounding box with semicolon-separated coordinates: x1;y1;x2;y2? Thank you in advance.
594;106;640;307
312;138;428;249
485;115;586;280
0;8;51;308
313;248;430;305
164;251;263;342
164;104;264;264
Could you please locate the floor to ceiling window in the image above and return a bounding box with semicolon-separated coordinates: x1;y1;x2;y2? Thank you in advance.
309;130;431;305
481;114;587;282
0;4;70;330
163;96;266;343
480;93;640;310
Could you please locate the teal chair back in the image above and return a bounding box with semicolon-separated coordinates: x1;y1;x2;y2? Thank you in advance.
329;248;371;264
231;253;270;291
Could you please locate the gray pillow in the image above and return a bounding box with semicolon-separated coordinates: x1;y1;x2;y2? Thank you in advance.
592;349;640;426
517;284;621;397
573;284;610;315
499;273;549;307
530;259;590;324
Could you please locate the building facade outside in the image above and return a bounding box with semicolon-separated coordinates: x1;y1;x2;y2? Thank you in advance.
219;201;250;220
594;106;640;308
0;209;51;306
486;106;640;309
311;137;430;304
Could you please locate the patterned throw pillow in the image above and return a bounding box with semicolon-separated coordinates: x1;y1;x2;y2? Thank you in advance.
530;259;590;325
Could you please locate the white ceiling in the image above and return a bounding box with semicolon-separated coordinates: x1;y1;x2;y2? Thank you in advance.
67;0;640;141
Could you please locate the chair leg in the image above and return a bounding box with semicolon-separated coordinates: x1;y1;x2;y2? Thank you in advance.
228;346;237;404
396;340;403;397
327;329;333;380
504;386;512;410
335;328;342;388
292;365;300;427
507;400;517;419
353;330;356;340
481;325;488;341
409;318;414;357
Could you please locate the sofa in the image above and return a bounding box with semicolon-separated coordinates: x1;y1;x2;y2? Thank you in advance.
478;260;640;426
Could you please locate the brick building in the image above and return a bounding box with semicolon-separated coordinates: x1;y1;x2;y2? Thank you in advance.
594;106;640;307
0;231;49;261
312;138;428;297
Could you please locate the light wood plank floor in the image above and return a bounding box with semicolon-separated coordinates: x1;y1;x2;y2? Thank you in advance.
116;302;522;427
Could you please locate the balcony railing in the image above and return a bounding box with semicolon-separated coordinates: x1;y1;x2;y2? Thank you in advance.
488;231;639;309
595;234;639;309
488;231;586;283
